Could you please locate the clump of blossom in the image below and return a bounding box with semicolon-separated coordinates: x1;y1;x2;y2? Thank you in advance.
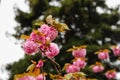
17;74;46;80
38;24;50;35
91;62;104;73
65;46;87;73
44;42;60;58
72;48;86;58
112;45;120;56
98;52;109;60
73;58;86;69
67;45;87;58
36;60;44;68
22;23;59;55
38;24;58;41
30;32;46;44
22;40;39;54
36;74;46;80
66;64;80;73
47;26;58;41
96;49;110;60
105;70;116;80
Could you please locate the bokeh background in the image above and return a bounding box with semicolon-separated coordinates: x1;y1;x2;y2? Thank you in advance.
0;0;120;80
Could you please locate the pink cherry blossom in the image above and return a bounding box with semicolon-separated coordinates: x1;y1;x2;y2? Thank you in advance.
30;32;46;44
66;64;80;73
73;58;86;69
92;65;104;73
72;48;86;58
23;40;39;54
38;24;50;35
18;76;35;80
45;43;59;58
36;74;46;80
98;52;109;60
112;46;120;56
38;24;58;41
105;70;116;80
36;60;44;68
47;26;58;41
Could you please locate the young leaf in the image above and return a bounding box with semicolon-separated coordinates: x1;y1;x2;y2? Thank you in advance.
20;35;30;40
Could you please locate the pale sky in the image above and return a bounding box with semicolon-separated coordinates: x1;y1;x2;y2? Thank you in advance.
0;0;28;79
0;0;120;80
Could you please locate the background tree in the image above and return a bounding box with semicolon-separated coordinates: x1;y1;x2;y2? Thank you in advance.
6;0;120;80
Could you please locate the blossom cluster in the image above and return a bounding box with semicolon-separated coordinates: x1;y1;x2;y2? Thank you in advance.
15;15;120;80
18;74;45;80
65;46;87;74
23;24;59;59
65;45;118;79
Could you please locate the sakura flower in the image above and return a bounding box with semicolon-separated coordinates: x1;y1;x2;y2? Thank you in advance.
72;48;86;58
105;70;116;80
30;32;46;44
95;49;110;60
23;40;39;54
38;24;58;41
98;52;109;60
92;65;104;73
36;74;46;80
36;60;44;68
73;58;86;69
45;43;59;58
66;64;80;73
47;26;58;41
38;24;50;35
112;46;120;56
91;62;104;73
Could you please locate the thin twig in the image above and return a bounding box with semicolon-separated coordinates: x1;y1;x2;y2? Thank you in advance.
39;49;62;75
